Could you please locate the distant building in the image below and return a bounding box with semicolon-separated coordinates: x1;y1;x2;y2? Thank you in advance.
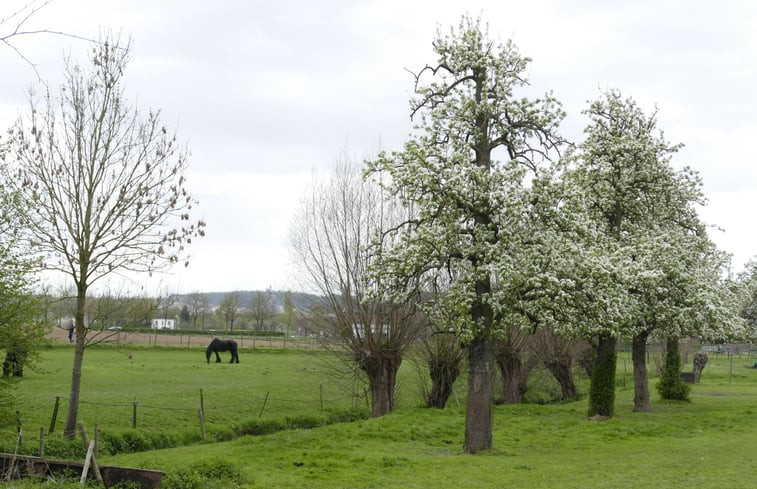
151;318;176;330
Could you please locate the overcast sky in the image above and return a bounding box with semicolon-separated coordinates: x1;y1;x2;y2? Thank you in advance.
1;0;756;294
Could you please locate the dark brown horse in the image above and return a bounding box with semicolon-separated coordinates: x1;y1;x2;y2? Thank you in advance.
206;338;239;363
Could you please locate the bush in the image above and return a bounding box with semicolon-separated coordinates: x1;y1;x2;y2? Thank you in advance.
162;459;245;489
97;431;126;455
232;418;286;437
523;369;562;405
231;409;370;438
0;378;19;429
324;407;370;424
657;343;691;401
286;414;323;429
210;427;235;442
121;431;150;452
93;429;184;455
588;336;617;417
43;436;86;460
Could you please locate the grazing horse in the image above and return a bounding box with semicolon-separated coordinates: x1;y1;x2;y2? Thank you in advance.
206;338;239;364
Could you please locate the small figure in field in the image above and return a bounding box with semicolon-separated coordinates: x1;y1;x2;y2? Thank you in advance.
68;319;75;343
128;352;134;363
206;338;239;364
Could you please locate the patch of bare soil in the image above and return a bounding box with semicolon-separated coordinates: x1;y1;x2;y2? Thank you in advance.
47;326;304;349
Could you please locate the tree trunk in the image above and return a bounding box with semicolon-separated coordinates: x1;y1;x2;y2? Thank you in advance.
427;358;460;409
495;348;526;404
464;336;494;453
63;288;88;438
632;331;651;412
364;355;401;417
657;336;690;400
546;359;578;401
588;333;616;417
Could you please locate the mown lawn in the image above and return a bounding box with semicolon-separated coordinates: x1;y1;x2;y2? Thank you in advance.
3;345;757;488
107;389;757;489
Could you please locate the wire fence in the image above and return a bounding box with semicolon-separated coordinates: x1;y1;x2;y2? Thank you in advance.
0;386;367;459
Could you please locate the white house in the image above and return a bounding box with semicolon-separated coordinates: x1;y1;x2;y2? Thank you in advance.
151;318;176;330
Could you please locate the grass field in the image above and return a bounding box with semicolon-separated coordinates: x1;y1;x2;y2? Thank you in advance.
3;344;757;488
4;344;373;441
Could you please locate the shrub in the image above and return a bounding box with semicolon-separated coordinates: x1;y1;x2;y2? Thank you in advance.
121;431;150;453
232;418;286;436
324;407;370;424
0;378;19;429
657;341;691;401
210;427;235;442
43;436;86;460
523;369;562;405
588;337;617;417
162;459;244;489
97;431;126;455
286;414;323;429
145;431;179;450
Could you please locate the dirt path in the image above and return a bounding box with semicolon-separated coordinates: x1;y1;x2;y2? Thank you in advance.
47;326;306;349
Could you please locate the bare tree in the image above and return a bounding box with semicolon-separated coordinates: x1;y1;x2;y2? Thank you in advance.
529;327;584;401
413;274;464;409
1;1;99;78
3;35;204;437
493;325;535;404
186;292;209;329
249;291;273;330
289;156;423;417
281;290;298;348
418;330;463;408
127;295;160;329
217;292;241;331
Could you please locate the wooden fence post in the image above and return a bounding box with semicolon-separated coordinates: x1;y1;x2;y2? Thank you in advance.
199;389;206;441
5;429;22;482
319;384;324;411
132;398;138;429
49;396;60;434
199;408;206;441
200;389;205;421
39;427;45;458
77;422;103;484
80;440;94;485
258;392;270;418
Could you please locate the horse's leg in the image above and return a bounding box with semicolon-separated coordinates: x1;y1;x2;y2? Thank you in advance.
215;351;222;363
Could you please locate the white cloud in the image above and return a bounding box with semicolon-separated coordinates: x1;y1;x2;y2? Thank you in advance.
2;0;757;293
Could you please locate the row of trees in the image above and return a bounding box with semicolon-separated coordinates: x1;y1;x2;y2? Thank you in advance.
290;16;752;454
214;290;298;332
33;286;300;333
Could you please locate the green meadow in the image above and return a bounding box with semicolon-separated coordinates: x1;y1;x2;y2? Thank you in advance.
3;344;757;488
